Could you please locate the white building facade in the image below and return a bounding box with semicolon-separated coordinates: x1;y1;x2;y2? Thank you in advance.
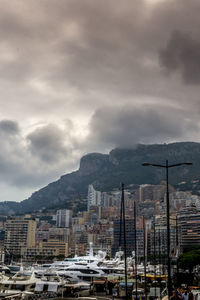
87;184;102;211
56;209;72;228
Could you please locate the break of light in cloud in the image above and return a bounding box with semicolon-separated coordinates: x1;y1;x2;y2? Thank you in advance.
0;0;200;201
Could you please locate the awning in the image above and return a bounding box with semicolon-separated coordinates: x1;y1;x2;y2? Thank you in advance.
35;282;44;292
48;282;58;292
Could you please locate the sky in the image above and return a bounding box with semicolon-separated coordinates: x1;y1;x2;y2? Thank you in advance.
0;0;200;202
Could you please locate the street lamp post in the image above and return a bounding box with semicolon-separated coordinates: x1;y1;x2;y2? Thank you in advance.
142;160;192;299
134;201;138;300
154;222;156;299
158;227;162;300
143;216;147;300
120;183;128;300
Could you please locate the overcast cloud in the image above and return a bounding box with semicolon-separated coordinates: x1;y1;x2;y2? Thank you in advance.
160;30;200;84
0;0;200;201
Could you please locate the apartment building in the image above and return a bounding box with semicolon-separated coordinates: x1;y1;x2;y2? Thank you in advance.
112;218;144;257
87;184;102;211
4;215;36;256
178;207;200;252
56;209;72;228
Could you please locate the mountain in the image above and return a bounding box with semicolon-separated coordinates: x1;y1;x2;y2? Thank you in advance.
1;142;200;214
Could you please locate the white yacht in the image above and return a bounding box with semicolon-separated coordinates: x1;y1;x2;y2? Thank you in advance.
0;269;38;294
35;270;92;298
47;245;127;282
55;262;105;282
35;271;66;295
50;242;106;272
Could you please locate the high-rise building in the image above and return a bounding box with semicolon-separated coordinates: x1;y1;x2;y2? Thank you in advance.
4;215;36;256
56;209;72;228
87;184;102;211
151;215;177;257
112;219;144;257
178;206;200;252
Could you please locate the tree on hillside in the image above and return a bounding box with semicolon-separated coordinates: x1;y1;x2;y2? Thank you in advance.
178;249;200;273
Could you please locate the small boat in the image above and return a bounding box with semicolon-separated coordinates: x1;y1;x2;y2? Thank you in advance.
7;264;20;275
64;281;92;297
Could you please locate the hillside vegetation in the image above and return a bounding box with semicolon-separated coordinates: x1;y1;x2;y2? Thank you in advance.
2;142;200;214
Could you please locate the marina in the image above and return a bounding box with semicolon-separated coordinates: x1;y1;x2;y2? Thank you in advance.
0;245;190;300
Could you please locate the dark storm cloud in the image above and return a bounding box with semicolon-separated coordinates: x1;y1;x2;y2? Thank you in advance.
44;0;153;95
0;120;19;135
87;104;198;151
1;0;200;99
160;30;200;84
27;124;69;163
23;0;200;109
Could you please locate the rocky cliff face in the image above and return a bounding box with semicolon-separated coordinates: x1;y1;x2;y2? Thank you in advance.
79;153;109;175
2;142;200;214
